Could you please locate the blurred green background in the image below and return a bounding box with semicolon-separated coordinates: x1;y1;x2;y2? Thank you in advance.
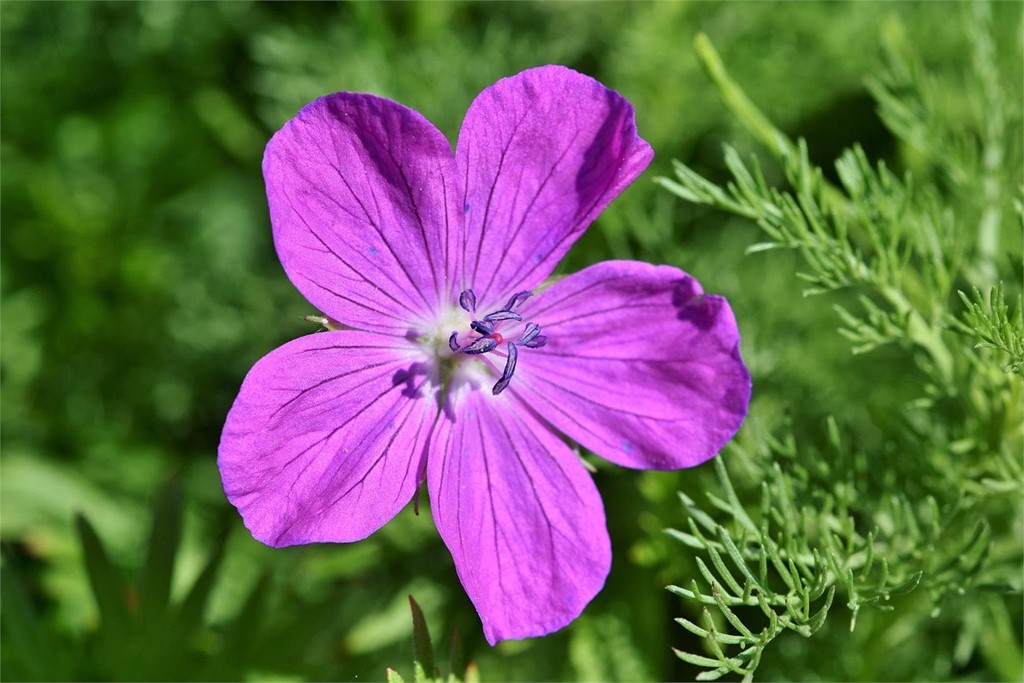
2;2;1020;681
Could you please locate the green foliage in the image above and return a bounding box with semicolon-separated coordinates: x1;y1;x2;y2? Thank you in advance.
955;284;1024;375
3;2;1022;681
387;595;480;683
658;9;1022;680
667;430;1013;681
4;478;235;680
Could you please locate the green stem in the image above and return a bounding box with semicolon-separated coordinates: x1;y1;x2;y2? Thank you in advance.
692;34;849;213
969;0;1004;289
883;286;955;387
979;595;1024;682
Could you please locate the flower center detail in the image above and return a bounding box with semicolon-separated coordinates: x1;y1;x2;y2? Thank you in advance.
447;288;547;395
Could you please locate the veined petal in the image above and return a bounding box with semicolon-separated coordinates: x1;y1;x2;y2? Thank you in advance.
516;260;751;470
455;66;653;307
428;390;611;645
218;331;437;546
265;93;461;333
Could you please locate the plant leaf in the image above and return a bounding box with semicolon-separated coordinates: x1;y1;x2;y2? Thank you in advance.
139;474;183;623
75;512;132;632
408;594;436;679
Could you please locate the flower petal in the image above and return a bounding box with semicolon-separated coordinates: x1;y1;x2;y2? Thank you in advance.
428;390;611;644
455;66;653;307
515;260;751;470
265;93;461;333
219;331;437;546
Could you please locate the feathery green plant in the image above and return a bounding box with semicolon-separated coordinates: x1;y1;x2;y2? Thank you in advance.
658;6;1022;680
955;284;1024;376
3;3;1021;681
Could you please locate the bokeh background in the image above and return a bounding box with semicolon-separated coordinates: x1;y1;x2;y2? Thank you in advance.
2;2;1021;681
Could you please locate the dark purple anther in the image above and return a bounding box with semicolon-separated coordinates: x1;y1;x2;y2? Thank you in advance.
524;335;547;348
505;291;533;310
519;322;541;345
462;337;498;355
470;320;494;335
459;289;477;313
483;309;523;324
448;331;461;352
492;342;518;395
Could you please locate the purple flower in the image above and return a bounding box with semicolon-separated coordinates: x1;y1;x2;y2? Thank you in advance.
219;66;751;644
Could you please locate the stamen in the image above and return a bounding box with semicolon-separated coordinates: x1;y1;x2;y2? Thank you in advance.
519;322;541;345
483;309;523;324
447;286;545;396
505;291;533;310
470;320;494;335
462;337;498;355
492;342;518;395
459;289;477;313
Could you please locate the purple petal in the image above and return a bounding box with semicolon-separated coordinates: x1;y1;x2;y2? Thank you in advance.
456;66;653;306
428;390;611;644
264;93;461;333
515;260;751;470
218;331;436;546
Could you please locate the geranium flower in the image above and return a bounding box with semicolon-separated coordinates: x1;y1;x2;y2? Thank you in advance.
219;65;751;644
